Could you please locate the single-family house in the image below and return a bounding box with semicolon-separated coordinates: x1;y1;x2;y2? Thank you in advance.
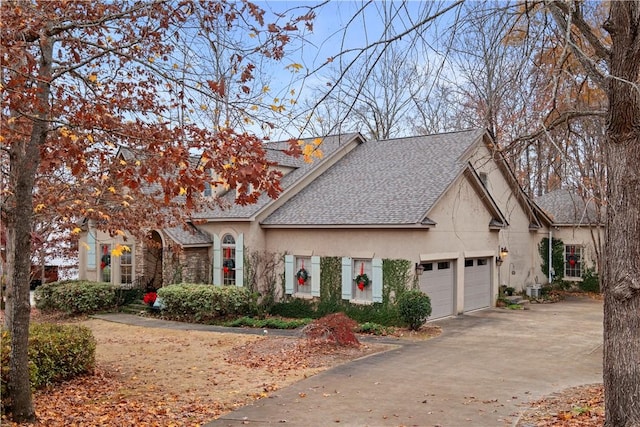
78;129;552;319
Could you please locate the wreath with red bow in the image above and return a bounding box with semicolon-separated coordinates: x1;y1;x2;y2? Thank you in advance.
354;262;370;291
354;273;370;291
223;259;235;274
296;267;309;285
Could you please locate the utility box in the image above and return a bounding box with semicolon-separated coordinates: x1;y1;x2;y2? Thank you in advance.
526;284;541;299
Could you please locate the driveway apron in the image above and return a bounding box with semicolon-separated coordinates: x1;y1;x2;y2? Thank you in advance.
206;297;603;427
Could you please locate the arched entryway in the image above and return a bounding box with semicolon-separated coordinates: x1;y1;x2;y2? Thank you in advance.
142;231;164;289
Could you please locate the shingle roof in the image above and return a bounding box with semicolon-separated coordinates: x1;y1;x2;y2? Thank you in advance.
163;224;212;246
262;129;486;226
535;189;601;225
191;133;361;220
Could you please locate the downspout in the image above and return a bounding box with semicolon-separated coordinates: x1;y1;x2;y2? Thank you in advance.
548;229;553;284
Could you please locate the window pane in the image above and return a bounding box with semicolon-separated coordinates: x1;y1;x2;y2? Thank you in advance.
121;251;132;285
565;245;583;278
222;235;236;285
100;244;111;282
464;259;473;267
437;261;450;270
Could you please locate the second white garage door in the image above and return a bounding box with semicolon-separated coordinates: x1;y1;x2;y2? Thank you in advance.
418;260;455;320
463;257;491;312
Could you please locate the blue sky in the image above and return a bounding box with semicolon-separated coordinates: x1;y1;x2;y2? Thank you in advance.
249;1;462;138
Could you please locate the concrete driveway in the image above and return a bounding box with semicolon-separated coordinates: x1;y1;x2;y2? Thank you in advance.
206;296;603;427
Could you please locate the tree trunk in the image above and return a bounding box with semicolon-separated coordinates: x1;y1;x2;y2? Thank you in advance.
5;34;54;423
602;2;640;426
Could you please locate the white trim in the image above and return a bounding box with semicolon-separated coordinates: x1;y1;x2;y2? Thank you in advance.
420;252;459;262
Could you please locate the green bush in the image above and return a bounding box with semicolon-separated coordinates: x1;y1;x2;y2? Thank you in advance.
34;281;119;314
115;287;145;306
225;316;312;329
339;302;402;326
2;323;96;407
397;289;432;330
580;268;600;293
357;322;394;336
157;284;257;322
269;298;317;318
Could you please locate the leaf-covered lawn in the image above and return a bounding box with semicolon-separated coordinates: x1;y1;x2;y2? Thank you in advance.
516;384;604;427
2;313;392;426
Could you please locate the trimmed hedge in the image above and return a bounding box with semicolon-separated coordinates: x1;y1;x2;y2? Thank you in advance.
157;284;257;322
268;298;403;326
1;323;96;407
34;281;120;314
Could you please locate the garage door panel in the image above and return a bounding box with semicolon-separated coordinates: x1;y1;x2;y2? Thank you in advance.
464;258;491;312
419;261;454;320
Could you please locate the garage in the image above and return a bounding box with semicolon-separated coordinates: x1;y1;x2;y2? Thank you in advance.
418;260;455;320
463;257;491;312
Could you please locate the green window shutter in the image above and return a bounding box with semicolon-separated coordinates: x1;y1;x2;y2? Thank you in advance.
311;255;320;297
341;257;352;300
285;254;294;294
212;234;221;286
87;232;96;269
235;233;244;287
372;258;383;303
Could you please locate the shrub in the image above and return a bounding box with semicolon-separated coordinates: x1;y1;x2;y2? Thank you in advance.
580;268;600;293
397;289;432;330
225;316;312;329
357;322;393;336
157;284;257;322
339;302;402;326
302;313;360;347
2;323;96;409
269;298;317;318
34;281;118;314
116;287;145;306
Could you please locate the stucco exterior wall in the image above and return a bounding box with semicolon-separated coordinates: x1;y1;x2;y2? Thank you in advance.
264;174;502;313
469;143;545;290
543;225;603;283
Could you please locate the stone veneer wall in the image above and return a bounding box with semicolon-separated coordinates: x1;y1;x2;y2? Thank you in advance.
164;247;211;284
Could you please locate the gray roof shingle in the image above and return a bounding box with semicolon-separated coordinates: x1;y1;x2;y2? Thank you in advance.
191;133;361;220
535;189;601;225
262;129;486;226
163;224;212;246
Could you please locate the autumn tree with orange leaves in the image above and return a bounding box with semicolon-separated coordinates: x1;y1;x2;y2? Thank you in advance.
0;0;314;421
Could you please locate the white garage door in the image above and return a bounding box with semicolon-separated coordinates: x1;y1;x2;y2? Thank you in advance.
463;258;491;312
418;260;455;320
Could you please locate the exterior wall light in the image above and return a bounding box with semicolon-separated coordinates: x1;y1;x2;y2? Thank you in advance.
496;247;508;266
415;263;425;276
